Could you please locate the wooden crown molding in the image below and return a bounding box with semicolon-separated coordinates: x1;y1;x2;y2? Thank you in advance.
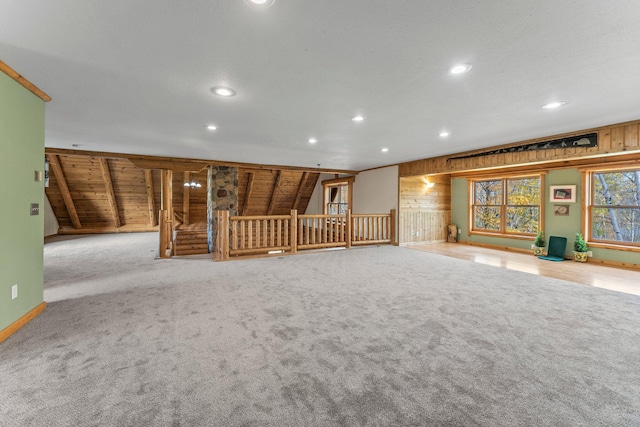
45;148;359;175
0;60;51;102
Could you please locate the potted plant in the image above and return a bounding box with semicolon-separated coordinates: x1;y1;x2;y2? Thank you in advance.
532;231;545;256
573;233;588;262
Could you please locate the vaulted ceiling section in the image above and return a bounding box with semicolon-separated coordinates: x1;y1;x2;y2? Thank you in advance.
45;150;320;235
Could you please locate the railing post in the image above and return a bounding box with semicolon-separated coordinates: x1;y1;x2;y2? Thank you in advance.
213;211;222;261
390;208;397;245
346;209;352;248
221;210;230;260
159;209;168;258
290;210;297;254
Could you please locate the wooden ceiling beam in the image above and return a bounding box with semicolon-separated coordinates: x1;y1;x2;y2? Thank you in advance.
48;154;82;229
98;158;122;228
267;171;283;215
242;172;255;216
292;172;309;211
129;158;209;172
144;170;157;226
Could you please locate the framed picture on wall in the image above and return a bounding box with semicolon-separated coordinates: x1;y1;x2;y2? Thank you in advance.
549;185;576;203
554;205;570;216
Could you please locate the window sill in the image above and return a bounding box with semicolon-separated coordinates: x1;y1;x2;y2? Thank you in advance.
469;231;534;241
586;241;640;253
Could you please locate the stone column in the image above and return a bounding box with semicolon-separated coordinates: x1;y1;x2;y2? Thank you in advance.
207;166;238;252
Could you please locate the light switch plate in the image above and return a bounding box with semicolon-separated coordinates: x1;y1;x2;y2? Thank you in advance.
30;203;40;215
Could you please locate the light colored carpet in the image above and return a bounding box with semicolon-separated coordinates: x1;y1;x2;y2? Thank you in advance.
1;232;639;426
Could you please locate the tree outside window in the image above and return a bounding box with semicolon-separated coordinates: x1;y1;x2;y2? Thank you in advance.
472;176;542;235
322;176;354;215
590;169;640;245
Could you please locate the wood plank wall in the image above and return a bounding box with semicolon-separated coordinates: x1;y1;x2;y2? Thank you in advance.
45;151;320;234
237;169;318;216
109;158;149;226
399;120;640;176
399;174;452;244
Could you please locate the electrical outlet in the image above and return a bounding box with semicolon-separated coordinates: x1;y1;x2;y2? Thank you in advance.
11;284;18;300
458;229;461;234
587;251;593;257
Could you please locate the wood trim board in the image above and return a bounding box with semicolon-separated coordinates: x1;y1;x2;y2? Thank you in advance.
0;302;47;344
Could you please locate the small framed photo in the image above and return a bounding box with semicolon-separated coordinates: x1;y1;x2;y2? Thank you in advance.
550;185;576;203
554;205;570;216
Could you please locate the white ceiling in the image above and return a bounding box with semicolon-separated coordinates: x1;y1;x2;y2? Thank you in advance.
2;1;640;171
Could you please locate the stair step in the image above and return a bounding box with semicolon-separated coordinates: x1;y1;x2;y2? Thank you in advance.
175;239;208;245
176;242;208;248
175;248;209;256
175;233;207;238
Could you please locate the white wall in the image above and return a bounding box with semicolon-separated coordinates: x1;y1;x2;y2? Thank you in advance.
352;166;398;214
44;194;59;237
304;174;334;214
304;167;399;242
353;166;399;243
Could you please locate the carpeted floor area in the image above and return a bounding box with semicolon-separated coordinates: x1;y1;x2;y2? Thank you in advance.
1;233;640;426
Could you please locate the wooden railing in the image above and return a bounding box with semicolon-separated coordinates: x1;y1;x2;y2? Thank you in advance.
297;213;349;250
214;209;395;261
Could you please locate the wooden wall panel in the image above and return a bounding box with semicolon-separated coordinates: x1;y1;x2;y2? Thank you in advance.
188;169;209;225
399;211;452;244
399;174;452;244
109;158;148;226
239;169;277;215
399;119;640;177
152;169;162;219
171;172;185;225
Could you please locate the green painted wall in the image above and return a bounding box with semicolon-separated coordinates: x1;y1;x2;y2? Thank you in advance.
0;72;46;332
452;170;639;265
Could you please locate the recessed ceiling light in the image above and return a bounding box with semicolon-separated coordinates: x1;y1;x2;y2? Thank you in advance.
381;148;389;153
542;101;566;109
308;138;318;144
352;115;365;122
211;86;236;97
244;0;275;6
439;131;450;137
206;125;218;131
449;63;472;74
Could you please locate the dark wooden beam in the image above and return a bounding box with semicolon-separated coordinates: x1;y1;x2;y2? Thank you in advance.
292;171;309;211
242;172;255;216
48;154;81;229
267;171;283;215
99;158;121;228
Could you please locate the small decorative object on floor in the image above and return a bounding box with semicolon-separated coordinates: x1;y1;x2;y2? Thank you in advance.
573;233;589;262
447;224;457;242
533;231;545;256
